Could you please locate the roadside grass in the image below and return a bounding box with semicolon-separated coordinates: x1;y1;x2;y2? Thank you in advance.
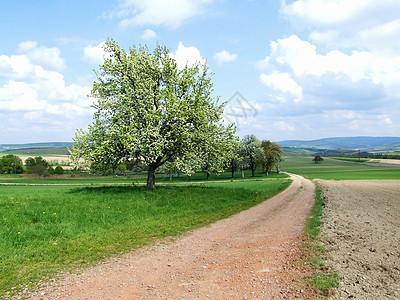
0;179;291;296
0;169;288;185
301;185;340;297
281;156;400;180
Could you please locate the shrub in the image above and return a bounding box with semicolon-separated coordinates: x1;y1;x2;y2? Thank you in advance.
54;166;64;175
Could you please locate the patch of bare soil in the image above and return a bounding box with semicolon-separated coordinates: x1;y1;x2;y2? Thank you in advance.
363;159;400;167
317;180;400;299
25;175;314;299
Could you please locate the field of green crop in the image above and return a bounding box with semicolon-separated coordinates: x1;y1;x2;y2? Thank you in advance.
281;156;400;180
0;179;291;296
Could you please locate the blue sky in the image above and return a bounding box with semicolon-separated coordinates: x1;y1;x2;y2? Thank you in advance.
1;0;400;144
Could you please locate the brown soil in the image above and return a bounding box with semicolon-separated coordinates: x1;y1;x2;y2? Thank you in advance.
26;174;315;299
317;180;400;299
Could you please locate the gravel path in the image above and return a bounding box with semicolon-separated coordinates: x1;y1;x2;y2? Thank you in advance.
27;174;315;299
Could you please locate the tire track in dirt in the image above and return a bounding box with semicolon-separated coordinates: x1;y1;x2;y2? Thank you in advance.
29;174;315;299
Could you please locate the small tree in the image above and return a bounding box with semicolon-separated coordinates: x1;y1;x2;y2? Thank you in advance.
242;134;262;177
54;166;64;175
71;39;237;188
0;155;23;174
259;140;283;176
25;156;49;176
313;155;324;164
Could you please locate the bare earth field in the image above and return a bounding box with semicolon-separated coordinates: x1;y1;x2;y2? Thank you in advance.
364;159;400;167
25;175;314;299
317;180;400;299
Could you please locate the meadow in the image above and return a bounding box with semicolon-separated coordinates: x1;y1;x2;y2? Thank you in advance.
281;156;400;180
0;168;286;185
0;179;290;296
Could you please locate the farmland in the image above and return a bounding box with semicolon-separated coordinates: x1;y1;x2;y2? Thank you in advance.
281;156;400;180
281;156;399;298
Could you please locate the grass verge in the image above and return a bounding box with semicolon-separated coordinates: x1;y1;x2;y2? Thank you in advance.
0;179;290;297
300;184;340;298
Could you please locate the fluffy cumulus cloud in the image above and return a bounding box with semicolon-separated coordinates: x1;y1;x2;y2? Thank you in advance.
281;0;400;51
255;1;400;139
213;50;238;65
110;0;214;29
83;41;111;65
0;41;93;142
259;34;399;112
170;42;207;69
16;41;66;71
140;29;157;40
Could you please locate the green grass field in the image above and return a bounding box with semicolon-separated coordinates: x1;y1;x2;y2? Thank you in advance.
0;179;291;296
0;168;288;185
281;156;400;180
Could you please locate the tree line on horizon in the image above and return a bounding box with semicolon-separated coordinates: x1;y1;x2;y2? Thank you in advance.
0;155;64;176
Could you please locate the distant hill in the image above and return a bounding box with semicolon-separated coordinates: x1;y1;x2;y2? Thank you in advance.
278;136;400;151
0;142;74;154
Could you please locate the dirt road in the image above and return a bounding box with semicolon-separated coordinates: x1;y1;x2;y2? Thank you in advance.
318;180;400;299
30;175;315;299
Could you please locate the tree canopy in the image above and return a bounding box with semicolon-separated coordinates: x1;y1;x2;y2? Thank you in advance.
0;154;23;174
313;155;324;164
242;134;262;177
71;39;237;188
25;156;49;176
258;140;283;175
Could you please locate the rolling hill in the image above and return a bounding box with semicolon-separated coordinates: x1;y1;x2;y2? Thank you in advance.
278;136;400;151
0;142;73;154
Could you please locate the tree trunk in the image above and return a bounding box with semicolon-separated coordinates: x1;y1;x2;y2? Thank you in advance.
169;168;172;181
241;168;244;178
251;167;255;177
146;164;157;189
266;170;269;176
206;172;210;180
231;166;235;178
276;165;281;174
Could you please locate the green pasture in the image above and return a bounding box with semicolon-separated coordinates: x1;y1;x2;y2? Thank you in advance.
0;168;288;185
281;156;400;180
0;179;291;296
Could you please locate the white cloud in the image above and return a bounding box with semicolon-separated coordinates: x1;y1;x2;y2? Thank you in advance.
260;72;302;103
140;29;157;40
83;41;109;65
16;40;38;52
213;50;238;65
16;41;66;71
274;121;295;132
0;44;92;119
281;0;400;51
281;0;370;25
262;35;400;87
258;34;400;120
0;54;35;80
170;42;207;69
113;0;214;29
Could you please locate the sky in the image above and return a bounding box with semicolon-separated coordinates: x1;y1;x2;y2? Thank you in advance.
1;0;400;144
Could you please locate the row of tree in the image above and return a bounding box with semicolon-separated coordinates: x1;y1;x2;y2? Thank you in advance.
71;39;283;188
0;155;64;175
